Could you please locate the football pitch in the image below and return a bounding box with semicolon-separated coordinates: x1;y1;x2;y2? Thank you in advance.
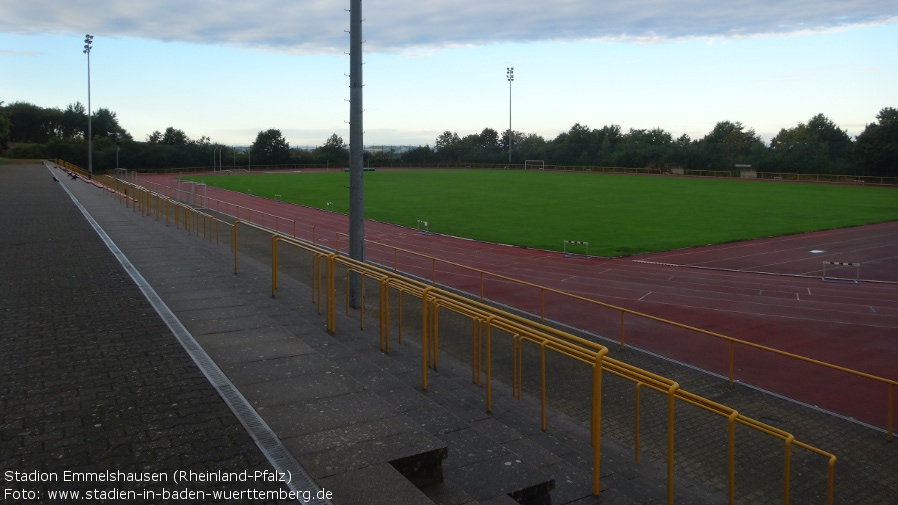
185;169;898;257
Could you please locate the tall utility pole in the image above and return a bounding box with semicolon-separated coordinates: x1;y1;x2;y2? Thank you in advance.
348;0;365;308
507;67;513;164
84;34;94;179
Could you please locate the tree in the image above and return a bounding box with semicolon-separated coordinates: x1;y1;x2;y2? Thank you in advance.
61;102;86;139
0;107;10;150
855;107;898;177
161;127;190;145
252;128;291;165
700;121;763;169
806;113;852;158
770;113;853;173
6;102;48;142
312;133;347;165
435;131;460;150
91;108;127;140
435;131;461;161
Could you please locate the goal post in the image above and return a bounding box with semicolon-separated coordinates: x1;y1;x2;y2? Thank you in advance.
563;240;590;258
524;160;545;170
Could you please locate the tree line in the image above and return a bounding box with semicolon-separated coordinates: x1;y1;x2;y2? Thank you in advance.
0;101;350;170
1;100;895;176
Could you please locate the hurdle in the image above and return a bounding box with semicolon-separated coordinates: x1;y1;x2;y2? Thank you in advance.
563;240;590;258
821;261;860;284
417;219;430;234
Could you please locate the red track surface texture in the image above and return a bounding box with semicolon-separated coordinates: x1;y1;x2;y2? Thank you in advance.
142;172;898;430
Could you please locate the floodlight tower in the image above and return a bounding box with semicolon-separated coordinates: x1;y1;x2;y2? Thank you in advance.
108;132;122;169
348;0;364;308
507;67;513;164
84;34;94;179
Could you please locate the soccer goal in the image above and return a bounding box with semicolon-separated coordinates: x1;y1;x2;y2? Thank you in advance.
563;240;590;258
176;180;208;209
525;160;545;170
112;168;136;183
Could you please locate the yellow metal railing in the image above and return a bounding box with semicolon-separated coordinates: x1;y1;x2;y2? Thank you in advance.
349;236;897;442
59;160;838;504
232;219;836;504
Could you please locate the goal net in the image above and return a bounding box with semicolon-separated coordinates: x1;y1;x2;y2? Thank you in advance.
524;160;545;170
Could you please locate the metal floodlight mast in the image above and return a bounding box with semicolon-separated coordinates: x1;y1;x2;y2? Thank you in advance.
507;67;513;164
108;132;121;169
83;34;94;179
348;0;365;308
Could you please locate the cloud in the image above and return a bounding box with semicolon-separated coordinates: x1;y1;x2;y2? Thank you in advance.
1;49;42;56
1;0;895;54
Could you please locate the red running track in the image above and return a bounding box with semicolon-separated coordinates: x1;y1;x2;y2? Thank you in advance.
139;172;898;430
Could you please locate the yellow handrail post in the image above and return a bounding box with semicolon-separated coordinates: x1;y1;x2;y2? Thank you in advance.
432;303;439;369
271;235;279;297
472;319;480;386
479;271;485;302
472;319;481;386
379;278;391;353
485;315;494;413
783;434;794;505
826;455;836;505
327;254;336;332
314;254;322;313
359;273;366;330
421;287;433;390
591;347;608;496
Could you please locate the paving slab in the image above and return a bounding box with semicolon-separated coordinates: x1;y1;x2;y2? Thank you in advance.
0;163;296;502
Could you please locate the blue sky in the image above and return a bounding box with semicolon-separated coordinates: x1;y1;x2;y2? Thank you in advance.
1;1;895;147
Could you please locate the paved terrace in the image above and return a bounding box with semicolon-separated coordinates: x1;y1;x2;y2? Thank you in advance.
2;161;896;504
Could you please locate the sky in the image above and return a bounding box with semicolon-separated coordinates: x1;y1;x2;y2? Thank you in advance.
1;1;896;148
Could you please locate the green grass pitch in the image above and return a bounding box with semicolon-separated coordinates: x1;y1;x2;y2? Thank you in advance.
185;169;898;257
